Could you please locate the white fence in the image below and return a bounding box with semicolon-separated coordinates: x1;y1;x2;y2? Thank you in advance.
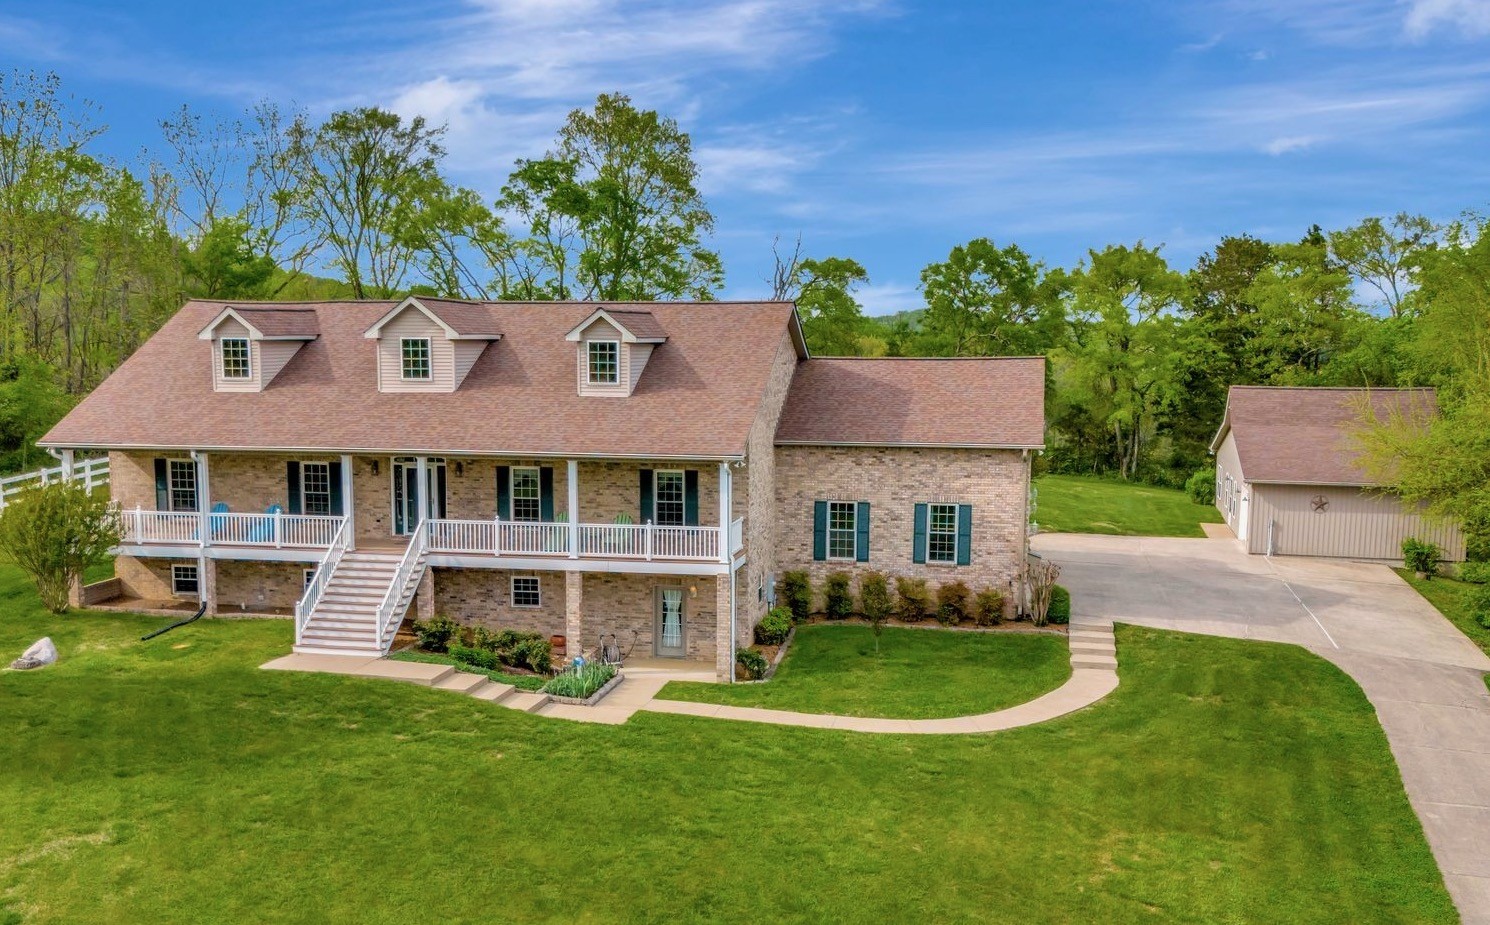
426;518;727;561
121;507;346;549
0;456;109;509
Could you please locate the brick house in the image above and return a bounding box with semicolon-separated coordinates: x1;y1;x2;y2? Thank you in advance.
40;297;1045;680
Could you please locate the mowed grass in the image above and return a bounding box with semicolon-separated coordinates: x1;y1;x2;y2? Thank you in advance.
0;566;1455;923
1035;474;1223;537
1397;568;1490;657
657;623;1071;718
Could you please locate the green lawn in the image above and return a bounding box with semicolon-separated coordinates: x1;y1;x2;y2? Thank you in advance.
0;566;1455;923
657;623;1071;718
1035;474;1223;537
1397;568;1490;656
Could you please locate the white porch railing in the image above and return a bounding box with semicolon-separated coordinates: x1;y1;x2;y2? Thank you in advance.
0;456;109;509
375;519;427;652
426;517;726;561
728;516;744;555
296;517;352;644
121;506;345;549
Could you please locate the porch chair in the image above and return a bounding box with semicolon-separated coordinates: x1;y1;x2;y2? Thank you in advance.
246;503;283;544
208;501;230;542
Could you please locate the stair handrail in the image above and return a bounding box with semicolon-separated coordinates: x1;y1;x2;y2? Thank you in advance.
295;516;351;645
374;519;428;653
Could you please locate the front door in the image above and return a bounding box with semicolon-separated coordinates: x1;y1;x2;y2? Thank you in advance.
391;457;447;535
655;587;686;658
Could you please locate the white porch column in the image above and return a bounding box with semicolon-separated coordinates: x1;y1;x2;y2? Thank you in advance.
567;459;579;558
59;449;74;481
415;456;429;527
340;454;355;550
194;451;211;549
718;462;731;564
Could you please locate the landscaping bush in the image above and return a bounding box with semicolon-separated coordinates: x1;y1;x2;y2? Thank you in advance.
1185;467;1216;506
513;637;552;674
859;571;892;624
936;580;971;626
412;615;461;653
973;587;1005;626
543;662;616;699
736;647;768;680
452;628;552;673
895;576;932;623
1458;561;1490;584
824;571;854;620
754;607;794;646
1048;585;1071;625
1468;583;1490;630
0;481;121;613
780;570;812;623
1402;537;1441;578
449;645;500;671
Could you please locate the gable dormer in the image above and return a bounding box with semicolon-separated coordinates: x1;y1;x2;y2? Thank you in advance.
198;306;319;392
363;296;501;393
564;308;668;397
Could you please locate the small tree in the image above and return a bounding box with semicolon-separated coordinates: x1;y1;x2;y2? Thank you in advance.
859;571;891;653
0;481;121;614
1024;556;1062;628
824;571;853;620
779;570;812;623
895;577;932;623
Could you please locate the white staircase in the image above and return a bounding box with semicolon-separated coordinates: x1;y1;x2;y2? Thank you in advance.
293;549;426;656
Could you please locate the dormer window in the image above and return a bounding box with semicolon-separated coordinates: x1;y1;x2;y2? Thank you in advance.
401;337;432;381
588;341;619;385
221;338;251;380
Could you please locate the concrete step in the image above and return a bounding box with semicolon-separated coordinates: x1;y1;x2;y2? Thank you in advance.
1069;620;1114;632
502;691;549;713
1070;641;1116;656
1069;632;1114;645
292;643;383;657
1071;654;1118;670
471;682;516;703
433;671;489;694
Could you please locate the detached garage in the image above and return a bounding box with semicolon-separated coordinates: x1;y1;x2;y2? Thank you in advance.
1209;386;1464;561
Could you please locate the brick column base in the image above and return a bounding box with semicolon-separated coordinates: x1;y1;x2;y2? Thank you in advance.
67;574;84;609
200;557;218;615
565;572;584;662
416;569;435;623
715;573;733;682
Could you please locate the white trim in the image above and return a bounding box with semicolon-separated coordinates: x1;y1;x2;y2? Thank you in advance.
219;337;252;380
777;440;1045;450
299;460;334;516
196;306;316;341
510;465;542;522
925;501;958;565
425;553;730;576
825;500;857;561
586;339;621;385
171;562;200;597
564;307;667;344
399;337;433;381
302;567;317;590
510;574;542;608
41;441;746;463
118;544;330;563
654;468;685;527
362;296;501;341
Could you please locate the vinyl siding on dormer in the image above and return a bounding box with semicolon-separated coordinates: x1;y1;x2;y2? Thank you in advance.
211;317;259;392
576;318;631;397
376;307;456;392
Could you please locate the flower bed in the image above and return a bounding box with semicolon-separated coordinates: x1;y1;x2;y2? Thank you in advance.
542;662;620;705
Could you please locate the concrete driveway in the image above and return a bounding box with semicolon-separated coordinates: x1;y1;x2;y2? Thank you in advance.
1033;533;1490;924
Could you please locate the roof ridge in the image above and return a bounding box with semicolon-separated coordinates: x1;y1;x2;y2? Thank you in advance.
807;355;1046;362
1230;384;1434;392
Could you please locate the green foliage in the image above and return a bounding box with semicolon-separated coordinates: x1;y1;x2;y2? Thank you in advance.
920;238;1065;357
1402;538;1441;577
858;571;892;625
543;662;616;699
412;615;461;653
735;647;768;680
183;217;277;298
780;570;812;623
895;576;932;623
1457;561;1490;584
773;246;874;355
0;481;120;613
935;580;971;626
973;587;1005;626
0;358;75;473
1186;468;1216;506
824;571;854;620
754;607;793;646
1048;585;1071;625
449;644;498;670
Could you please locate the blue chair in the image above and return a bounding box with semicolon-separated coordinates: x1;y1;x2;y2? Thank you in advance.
247;504;283;544
209;501;230;542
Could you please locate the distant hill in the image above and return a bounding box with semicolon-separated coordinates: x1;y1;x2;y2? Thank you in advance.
869;307;927;330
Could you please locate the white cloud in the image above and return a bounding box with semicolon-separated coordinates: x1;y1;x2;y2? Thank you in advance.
1403;0;1490;38
1263;135;1317;154
857;280;922;316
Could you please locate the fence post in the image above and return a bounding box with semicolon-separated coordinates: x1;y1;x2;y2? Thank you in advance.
645;520;654;561
134;505;143;542
493;516;501;557
274;511;282;548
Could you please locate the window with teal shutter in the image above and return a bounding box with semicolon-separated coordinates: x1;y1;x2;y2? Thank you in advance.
912;502;928;564
956;504;973;566
812;501;828;561
855;501;870;562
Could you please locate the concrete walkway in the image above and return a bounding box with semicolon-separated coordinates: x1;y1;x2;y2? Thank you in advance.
1035;532;1490;925
641;623;1119;733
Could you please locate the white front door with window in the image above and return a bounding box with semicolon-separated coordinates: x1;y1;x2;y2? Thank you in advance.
656;588;686;658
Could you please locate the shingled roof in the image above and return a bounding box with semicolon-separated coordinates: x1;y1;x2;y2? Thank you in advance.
1209;386;1438;486
43;299;801;459
775;357;1046;448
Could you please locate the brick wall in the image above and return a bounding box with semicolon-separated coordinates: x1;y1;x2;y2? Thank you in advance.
774;445;1030;613
116;554;181;600
215;560;307;613
430;567;566;638
110;451;168;510
736;330;800;646
575;460;719;526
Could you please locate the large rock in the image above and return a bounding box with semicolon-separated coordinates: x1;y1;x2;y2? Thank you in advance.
9;636;57;670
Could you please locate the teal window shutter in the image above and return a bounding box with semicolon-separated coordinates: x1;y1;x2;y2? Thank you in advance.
640;469;654;522
327;462;344;516
286;461;302;515
812;501;827;561
539;466;555;521
913;502;928;564
684;470;699;525
496;466;510;519
956;504;973;566
153;458;168;510
855;501;870;562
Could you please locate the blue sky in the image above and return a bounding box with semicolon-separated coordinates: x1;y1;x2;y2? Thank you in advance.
3;0;1489;313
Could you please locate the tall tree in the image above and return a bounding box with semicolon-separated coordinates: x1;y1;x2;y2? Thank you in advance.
920;238;1063;357
769;238;871;355
1327;213;1438;317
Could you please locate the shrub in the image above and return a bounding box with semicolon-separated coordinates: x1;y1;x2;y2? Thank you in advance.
736;647;768;680
780;570;812;622
1048;585;1071;625
1185;467;1217;506
1026;557;1061;628
895;576;932;623
936;580;971;626
0;481;121;614
412;615;461;653
1402;537;1441;578
1469;584;1490;627
513;637;552;674
1457;561;1490;584
859;571;892;624
754;607;794;646
449;645;499;670
824;571;854;620
543;662;616;698
973;587;1005;626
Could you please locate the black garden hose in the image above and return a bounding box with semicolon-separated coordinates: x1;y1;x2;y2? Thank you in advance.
141;601;208;641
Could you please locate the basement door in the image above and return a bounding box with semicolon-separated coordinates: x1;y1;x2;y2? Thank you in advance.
655;587;686;658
